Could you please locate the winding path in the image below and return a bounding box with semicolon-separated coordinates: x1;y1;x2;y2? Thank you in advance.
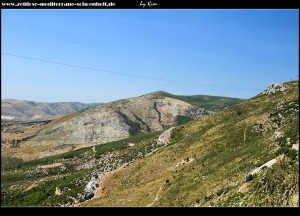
147;183;164;207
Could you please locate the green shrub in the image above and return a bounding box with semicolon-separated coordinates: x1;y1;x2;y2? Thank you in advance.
276;147;297;161
175;116;193;125
204;194;213;201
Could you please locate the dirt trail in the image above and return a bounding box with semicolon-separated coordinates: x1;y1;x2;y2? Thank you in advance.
74;165;127;207
37;162;63;169
77;130;192;206
95;163;128;198
147;183;164;207
146;157;195;207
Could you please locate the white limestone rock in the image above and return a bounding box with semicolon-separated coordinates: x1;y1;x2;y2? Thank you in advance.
83;176;98;200
262;83;286;95
157;127;175;145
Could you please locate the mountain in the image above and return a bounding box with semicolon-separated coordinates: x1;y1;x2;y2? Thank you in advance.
10;92;242;158
1;81;298;207
1;92;242;161
32;94;211;145
1;99;100;121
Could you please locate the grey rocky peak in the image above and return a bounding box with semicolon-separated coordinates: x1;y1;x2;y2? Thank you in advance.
262;83;286;95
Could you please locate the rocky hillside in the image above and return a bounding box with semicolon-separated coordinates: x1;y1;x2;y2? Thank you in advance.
1;81;298;207
1;92;242;161
1;99;99;121
31;94;213;146
81;81;298;207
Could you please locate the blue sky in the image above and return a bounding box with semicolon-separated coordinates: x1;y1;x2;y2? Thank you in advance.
2;9;298;103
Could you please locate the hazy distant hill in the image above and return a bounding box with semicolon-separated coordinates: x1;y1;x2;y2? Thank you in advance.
1;99;100;121
149;91;244;112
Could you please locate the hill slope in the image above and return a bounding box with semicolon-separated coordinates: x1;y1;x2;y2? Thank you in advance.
1;81;298;207
1;131;163;206
82;81;298;207
1;99;99;121
21;94;214;146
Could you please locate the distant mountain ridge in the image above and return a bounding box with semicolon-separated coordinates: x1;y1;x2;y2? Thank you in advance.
1;99;100;121
148;91;244;112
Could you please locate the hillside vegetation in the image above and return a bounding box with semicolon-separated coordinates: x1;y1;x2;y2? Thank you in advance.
82;81;298;207
149;91;244;112
1;82;298;207
1;131;162;206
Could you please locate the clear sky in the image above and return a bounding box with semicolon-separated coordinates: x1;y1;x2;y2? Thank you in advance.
2;9;299;103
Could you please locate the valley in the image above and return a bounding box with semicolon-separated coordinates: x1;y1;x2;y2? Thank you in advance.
2;8;297;208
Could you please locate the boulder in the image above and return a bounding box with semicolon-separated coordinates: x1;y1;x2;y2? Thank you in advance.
272;130;283;140
83;176;98;200
262;83;286;95
55;187;62;196
157;127;174;145
292;144;299;151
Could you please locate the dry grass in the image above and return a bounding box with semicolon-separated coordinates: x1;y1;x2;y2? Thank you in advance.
82;81;299;207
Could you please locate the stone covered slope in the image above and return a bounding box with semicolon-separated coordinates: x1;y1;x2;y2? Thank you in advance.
34;94;212;145
1;99;99;121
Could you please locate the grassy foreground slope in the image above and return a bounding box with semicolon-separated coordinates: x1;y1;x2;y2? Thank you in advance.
83;81;299;207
